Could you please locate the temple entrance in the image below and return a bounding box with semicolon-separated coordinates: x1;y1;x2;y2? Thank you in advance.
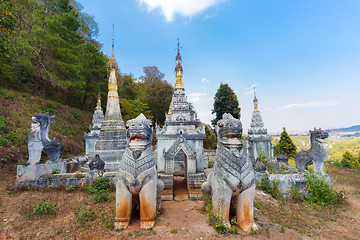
173;149;189;200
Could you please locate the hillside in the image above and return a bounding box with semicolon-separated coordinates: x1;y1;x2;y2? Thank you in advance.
0;88;92;171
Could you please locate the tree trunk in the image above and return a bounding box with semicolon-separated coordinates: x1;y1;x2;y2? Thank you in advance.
80;94;87;110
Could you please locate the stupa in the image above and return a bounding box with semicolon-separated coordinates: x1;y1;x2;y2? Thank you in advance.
93;33;126;171
84;91;104;155
156;41;207;200
246;89;274;163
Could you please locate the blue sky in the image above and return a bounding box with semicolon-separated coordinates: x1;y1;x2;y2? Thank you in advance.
77;0;360;133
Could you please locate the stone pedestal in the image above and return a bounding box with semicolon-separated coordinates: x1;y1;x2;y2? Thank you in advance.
16;162;67;182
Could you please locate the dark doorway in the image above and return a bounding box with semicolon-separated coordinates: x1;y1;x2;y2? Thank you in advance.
173;149;189;200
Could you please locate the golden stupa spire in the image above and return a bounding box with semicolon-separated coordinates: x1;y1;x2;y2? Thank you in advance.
96;89;102;110
174;39;184;89
253;86;259;112
107;24;118;71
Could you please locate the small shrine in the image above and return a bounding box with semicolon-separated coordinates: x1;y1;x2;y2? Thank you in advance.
93;37;127;171
84;91;104;155
245;89;274;163
156;42;207;200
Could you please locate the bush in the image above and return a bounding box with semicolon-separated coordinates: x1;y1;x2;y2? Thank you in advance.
305;174;346;206
75;206;96;223
208;160;214;168
93;192;112;203
259;177;281;200
340;151;360;169
31;201;56;216
290;187;304;202
88;176;112;203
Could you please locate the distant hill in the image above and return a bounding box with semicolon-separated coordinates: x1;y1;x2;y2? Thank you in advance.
326;125;360;133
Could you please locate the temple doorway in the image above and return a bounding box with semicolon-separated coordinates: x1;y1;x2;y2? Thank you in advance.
173;149;189;200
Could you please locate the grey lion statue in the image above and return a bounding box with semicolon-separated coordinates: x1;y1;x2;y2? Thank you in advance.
25;112;64;165
295;128;329;176
115;114;164;230
202;113;258;232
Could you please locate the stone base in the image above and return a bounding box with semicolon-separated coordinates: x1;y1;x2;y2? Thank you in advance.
159;171;207;200
16;162;67;182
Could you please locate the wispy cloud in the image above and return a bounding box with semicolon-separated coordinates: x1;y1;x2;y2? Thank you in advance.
138;0;226;22
263;108;273;112
280;100;341;110
202;78;210;82
244;83;258;95
189;92;206;97
188;92;206;103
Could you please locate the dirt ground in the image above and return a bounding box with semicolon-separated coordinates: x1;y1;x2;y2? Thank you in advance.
1;166;359;240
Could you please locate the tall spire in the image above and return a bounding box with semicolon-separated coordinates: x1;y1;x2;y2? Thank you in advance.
253;86;259;112
107;24;118;71
174;38;184;89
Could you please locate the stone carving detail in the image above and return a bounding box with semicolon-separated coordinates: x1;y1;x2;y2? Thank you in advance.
202;113;258;232
295;128;329;176
115;114;163;230
25;112;64;165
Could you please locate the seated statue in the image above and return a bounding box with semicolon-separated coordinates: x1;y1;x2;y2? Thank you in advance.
202;113;258;232
295;128;329;176
115;114;163;230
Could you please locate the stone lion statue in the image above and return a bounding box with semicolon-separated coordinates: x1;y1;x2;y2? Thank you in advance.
295;127;329;176
115;114;164;230
202;113;258;232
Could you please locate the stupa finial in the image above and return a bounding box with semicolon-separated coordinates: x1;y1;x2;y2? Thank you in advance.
107;24;118;71
253;86;259;111
174;39;183;88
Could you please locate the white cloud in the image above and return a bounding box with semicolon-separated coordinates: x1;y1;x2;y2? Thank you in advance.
263;108;273;112
188;92;206;103
189;92;206;97
202;78;210;82
138;0;226;22
244;83;258;95
280;100;341;110
243;90;253;95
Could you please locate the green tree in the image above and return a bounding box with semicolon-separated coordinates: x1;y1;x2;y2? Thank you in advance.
120;98;153;123
211;83;240;126
203;125;217;149
139;66;173;125
275;127;297;158
0;0;16;69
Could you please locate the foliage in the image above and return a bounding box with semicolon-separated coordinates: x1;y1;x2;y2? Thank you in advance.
170;229;178;234
203;125;217;149
207;160;214;168
88;176;112;203
0;0;16;68
139;67;173;125
66;184;76;192
212;83;240;126
305;173;346;206
31;201;56;215
120;98;152;123
275;127;297;158
75;205;96;223
203;196;237;234
258;146;268;164
259;177;281;200
339;151;360;169
22;183;34;191
290;186;305;202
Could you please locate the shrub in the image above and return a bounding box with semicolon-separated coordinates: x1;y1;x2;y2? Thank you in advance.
75;206;96;223
259;177;281;200
93;192;112;203
305;174;347;206
208;160;214;168
88;177;112;203
66;185;76;192
340;151;360;169
290;186;304;202
32;201;56;216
